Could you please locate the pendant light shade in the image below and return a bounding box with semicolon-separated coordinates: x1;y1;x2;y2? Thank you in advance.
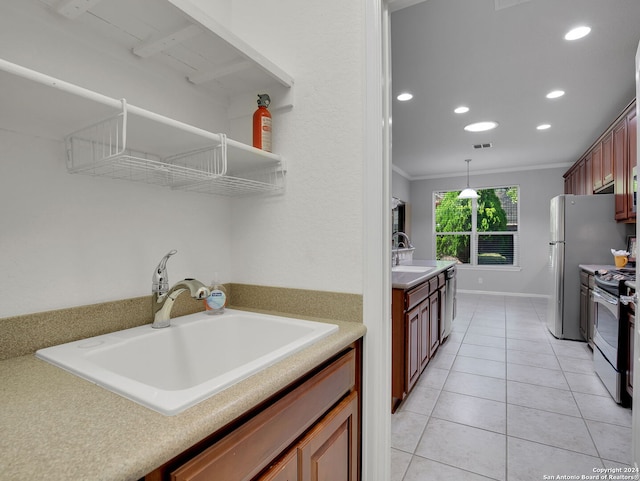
458;159;478;199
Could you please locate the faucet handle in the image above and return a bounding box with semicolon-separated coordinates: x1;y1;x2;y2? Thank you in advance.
152;249;177;295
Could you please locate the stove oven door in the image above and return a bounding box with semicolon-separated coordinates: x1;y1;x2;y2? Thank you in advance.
593;285;622;403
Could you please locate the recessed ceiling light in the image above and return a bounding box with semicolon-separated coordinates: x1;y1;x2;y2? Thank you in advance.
546;90;565;99
464;121;498;132
565;26;591;41
397;92;413;101
454;106;469;114
537;124;551;130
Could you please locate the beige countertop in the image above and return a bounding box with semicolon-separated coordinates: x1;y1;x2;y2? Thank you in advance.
0;312;366;481
391;259;456;290
579;264;618;274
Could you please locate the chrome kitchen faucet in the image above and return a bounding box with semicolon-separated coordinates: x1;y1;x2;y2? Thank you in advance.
151;250;210;328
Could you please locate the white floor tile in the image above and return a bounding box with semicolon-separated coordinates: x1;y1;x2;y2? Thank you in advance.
463;333;506;348
507;349;561;370
506;338;554;354
467;325;506;338
507;404;598;456
415;365;449;390
432;390;506;433
551;341;592;360
403;455;496;481
507;437;603;481
507;380;581;417
415;418;506;480
586;420;632;464
399;385;440;417
390;448;412;481
452;356;506;379
564;372;611;396
391;410;428;454
429;351;456;370
458;343;506;362
443;371;506;402
557;354;596;375
573;392;633;426
506;363;570;390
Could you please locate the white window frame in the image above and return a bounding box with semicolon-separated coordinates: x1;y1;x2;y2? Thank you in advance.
432;185;521;268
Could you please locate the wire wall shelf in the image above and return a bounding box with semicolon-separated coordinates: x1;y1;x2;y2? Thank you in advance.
63;99;285;196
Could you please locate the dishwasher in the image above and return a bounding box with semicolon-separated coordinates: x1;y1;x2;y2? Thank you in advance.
442;267;456;339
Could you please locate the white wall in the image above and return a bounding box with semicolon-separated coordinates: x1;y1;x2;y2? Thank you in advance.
0;0;366;318
410;167;566;296
226;0;365;293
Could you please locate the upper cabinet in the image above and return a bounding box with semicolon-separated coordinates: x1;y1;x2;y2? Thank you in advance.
0;0;294;196
565;99;637;222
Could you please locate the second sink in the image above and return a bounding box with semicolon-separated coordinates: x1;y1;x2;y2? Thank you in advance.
392;265;434;273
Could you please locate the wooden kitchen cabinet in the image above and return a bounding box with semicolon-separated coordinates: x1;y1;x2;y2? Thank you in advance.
565;99;637;222
145;343;361;481
259;392;358;481
592;143;604;191
392;274;443;411
614;116;629;220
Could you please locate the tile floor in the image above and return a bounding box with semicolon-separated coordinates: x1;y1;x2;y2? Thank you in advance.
391;293;634;481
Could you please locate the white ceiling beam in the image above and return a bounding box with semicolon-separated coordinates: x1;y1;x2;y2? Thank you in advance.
188;60;252;85
132;24;202;58
56;0;103;19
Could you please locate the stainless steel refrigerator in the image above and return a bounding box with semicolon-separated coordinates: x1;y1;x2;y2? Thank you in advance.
547;194;629;340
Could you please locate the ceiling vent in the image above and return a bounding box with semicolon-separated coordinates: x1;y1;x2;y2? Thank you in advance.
473;143;493;149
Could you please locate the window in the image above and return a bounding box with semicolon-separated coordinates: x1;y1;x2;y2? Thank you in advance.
434;186;519;266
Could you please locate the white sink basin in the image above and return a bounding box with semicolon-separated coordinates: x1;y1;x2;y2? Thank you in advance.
392;265;434;273
36;309;338;416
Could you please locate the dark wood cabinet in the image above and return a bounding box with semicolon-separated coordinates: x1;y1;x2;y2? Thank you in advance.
145;344;361;481
392;272;447;411
614;117;629;220
565;99;636;223
592;143;604;191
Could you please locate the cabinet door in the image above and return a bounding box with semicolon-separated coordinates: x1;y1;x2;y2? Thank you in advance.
299;392;359;481
406;305;421;391
592;146;603;190
419;299;430;372
602;132;614;186
438;285;446;344
614;118;628;220
429;292;440;357
628;109;637;220
258;450;299;481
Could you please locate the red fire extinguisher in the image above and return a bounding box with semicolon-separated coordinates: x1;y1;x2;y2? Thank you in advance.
253;94;272;152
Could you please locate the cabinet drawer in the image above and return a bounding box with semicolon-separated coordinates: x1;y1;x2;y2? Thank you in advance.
406;282;431;311
437;273;445;288
580;270;589;287
429;277;438;292
171;349;356;481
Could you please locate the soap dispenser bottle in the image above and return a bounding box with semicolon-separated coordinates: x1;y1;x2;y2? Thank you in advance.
204;274;227;315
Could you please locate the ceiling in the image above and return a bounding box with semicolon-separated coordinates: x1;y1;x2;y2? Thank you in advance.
390;0;640;180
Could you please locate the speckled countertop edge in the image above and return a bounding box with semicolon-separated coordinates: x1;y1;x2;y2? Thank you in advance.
0;312;366;481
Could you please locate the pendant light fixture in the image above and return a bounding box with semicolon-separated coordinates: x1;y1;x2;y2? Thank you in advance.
458;159;479;199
